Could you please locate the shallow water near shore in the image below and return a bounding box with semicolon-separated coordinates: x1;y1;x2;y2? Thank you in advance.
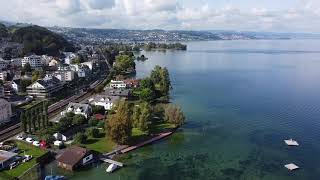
48;40;320;180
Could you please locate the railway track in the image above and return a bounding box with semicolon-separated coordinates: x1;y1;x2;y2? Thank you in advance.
0;78;105;142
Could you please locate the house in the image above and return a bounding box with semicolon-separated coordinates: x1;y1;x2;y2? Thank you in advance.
0;71;7;81
63;52;77;65
48;59;60;67
88;95;120;110
62;103;92;118
41;55;54;65
109;80;127;89
0;150;18;170
56;146;93;171
26;76;64;98
54;70;75;82
104;88;131;98
22;55;43;69
81;61;94;70
53;132;70;142
11;79;20;93
124;79;140;88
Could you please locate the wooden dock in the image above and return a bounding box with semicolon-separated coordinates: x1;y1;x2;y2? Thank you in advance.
100;158;124;167
121;132;173;154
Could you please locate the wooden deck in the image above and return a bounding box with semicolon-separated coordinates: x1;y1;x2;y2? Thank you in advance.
121;132;173;154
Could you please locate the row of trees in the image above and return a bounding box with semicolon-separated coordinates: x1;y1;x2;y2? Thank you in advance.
106;100;185;145
144;42;187;51
20;101;49;134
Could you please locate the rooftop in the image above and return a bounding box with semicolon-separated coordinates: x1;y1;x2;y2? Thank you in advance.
56;146;88;166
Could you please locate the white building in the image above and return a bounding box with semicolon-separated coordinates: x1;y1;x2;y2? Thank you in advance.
41;55;54;65
64;52;77;65
48;59;60;67
27;76;64;98
0;71;7;81
22;55;42;69
109;80;127;89
54;71;75;82
62;103;92;119
0;98;12;124
81;62;94;70
88;95;120;110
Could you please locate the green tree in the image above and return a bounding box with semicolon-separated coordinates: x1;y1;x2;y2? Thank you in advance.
139;88;155;102
159;67;171;95
32;70;44;82
150;65;162;84
88;117;99;126
74;132;87;144
86;128;100;138
140;77;155;90
23;63;32;73
20;112;27;132
72;114;86;125
106;100;132;144
133;102;152;134
164;104;185;127
114;55;135;72
20;79;32;93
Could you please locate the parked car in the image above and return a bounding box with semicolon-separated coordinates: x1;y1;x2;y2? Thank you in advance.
23;155;33;162
25;137;34;143
16;135;24;140
9;162;19;169
32;141;40;147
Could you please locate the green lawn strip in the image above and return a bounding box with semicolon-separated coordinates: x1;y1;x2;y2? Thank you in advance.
81;131;115;153
1;141;47;178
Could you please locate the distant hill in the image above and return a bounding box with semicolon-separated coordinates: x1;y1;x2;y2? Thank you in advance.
10;25;75;56
0;23;75;57
0;23;8;37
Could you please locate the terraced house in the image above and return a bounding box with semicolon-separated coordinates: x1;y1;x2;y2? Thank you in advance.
26;76;64;98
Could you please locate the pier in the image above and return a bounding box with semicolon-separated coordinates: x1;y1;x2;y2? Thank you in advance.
121;132;173;154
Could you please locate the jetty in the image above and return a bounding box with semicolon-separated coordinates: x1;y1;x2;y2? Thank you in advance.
285;163;300;171
121;132;173;154
284;139;299;146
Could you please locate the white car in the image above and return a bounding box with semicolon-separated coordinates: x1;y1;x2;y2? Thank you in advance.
23;155;33;162
25;137;34;143
9;162;19;169
16;135;24;140
32;141;40;147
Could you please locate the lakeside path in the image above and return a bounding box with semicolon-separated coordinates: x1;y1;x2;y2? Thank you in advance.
120;131;173;154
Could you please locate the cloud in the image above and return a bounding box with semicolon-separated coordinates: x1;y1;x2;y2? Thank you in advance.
0;0;320;32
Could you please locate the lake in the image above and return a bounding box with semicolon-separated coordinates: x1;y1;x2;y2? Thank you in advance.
67;40;320;180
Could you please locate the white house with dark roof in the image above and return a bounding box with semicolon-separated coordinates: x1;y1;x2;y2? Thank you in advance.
62;102;92;118
88;95;120;110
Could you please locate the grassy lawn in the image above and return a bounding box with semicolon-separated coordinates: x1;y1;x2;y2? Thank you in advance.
81;131;115;153
0;141;47;178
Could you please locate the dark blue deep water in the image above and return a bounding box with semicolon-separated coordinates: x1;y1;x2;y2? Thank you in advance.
70;40;320;180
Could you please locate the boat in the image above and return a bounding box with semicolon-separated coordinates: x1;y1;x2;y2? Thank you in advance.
284;163;300;171
44;175;66;180
284;139;299;146
106;164;118;173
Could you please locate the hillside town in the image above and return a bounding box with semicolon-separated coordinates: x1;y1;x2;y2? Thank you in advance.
0;23;185;180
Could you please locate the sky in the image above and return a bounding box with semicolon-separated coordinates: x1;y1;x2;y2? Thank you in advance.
0;0;320;33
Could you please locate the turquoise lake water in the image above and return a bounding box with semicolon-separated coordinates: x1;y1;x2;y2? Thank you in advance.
63;40;320;180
